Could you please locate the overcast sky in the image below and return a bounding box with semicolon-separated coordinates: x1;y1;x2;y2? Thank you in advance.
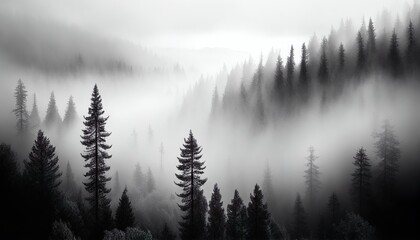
0;0;413;61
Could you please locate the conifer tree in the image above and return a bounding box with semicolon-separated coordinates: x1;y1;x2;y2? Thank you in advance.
293;194;308;240
318;37;329;85
327;192;340;224
338;43;345;71
210;86;220;117
133;162;144;194
356;31;366;72
44;92;62;130
63;96;78;127
81;84;113;238
13;79;29;134
115;187;135;231
351;147;371;215
406;20;416;67
226;190;247;240
254;59;265;125
207;183;226;240
299;43;309;87
367;18;376;55
161;223;176;240
247;184;270;240
273;56;284;102
147;167;155;193
374;120;400;200
262;164;274;209
29;94;41;132
175;130;208;240
286;45;295;95
304;146;320;212
64;161;77;198
389;30;401;77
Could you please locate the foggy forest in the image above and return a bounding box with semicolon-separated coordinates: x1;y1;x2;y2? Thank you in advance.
1;0;420;240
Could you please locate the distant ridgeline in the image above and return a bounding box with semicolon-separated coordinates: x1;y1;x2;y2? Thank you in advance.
208;8;420;126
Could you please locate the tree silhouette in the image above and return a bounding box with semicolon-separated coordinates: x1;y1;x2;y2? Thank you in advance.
64;161;77;199
318;37;329;85
147;167;155;193
13;79;29;134
356;31;366;72
338;43;345;71
44;92;62;130
367;18;376;55
299;43;309;101
175;130;207;240
406;20;416;69
388;30;401;77
161;223;176;240
115;187;135;231
81;84;113;239
29;93;41;132
247;184;270;240
286;45;295;97
63;96;78;127
351;147;371;215
207;183;225;240
226;190;247;240
292;193;308;240
304;146;320;213
327;192;340;224
273;55;284;103
133;162;144;195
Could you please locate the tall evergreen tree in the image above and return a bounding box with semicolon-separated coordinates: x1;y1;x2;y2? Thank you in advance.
338;43;345;71
254;59;265;125
374;120;400;200
304;146;320;212
262;163;274;209
207;184;226;240
147;167;155;193
63;96;78;127
367;18;376;55
292;194;308;240
273;55;284;102
13;79;29;134
133;162;144;194
44;92;62;130
81;84;113;239
115;187;135;231
406;20;416;68
210;86;220;117
388;30;401;77
175;130;208;240
286;45;295;96
226;190;247;240
318;37;329;85
29;94;41;132
327;192;340;224
299;43;309;87
351;147;371;215
247;184;270;240
64;161;77;198
356;31;366;72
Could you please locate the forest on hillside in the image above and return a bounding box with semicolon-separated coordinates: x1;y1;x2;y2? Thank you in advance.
2;2;420;240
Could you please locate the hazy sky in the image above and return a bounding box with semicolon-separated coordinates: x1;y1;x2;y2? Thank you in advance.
2;0;412;56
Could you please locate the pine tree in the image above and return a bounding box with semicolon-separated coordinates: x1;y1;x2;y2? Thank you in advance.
286;45;295;96
273;55;284;102
44;92;62;130
247;184;270;240
133;162;144;194
374;120;400;200
161;223;176;240
367;18;376;55
63;96;78;127
175;130;208;240
293;194;308;240
207;183;225;240
299;43;309;87
13;79;29;134
351;147;371;215
81;84;113;238
327;192;340;224
388;30;401;77
406;20;416;67
226;190;247;240
262;163;274;209
304;146;320;212
147;167;155;193
318;37;329;85
115;187;135;231
64;161;77;198
29;94;41;132
356;31;366;72
338;43;345;71
254;59;265;125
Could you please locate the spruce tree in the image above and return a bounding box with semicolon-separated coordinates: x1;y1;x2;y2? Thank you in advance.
175;130;208;240
147;167;155;193
367;18;376;55
318;37;329;85
338;43;345;71
13;79;29;134
356;31;366;72
273;55;284;102
207;183;226;240
64;161;77;198
351;147;371;215
292;194;308;240
374;120;400;200
226;190;247;240
299;43;308;87
389;30;401;77
304;146;320;212
247;184;270;240
63;96;78;127
286;45;295;96
115;187;135;231
133;162;144;194
44;92;62;130
29;94;41;132
406;20;416;67
81;84;113;239
327;192;340;224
